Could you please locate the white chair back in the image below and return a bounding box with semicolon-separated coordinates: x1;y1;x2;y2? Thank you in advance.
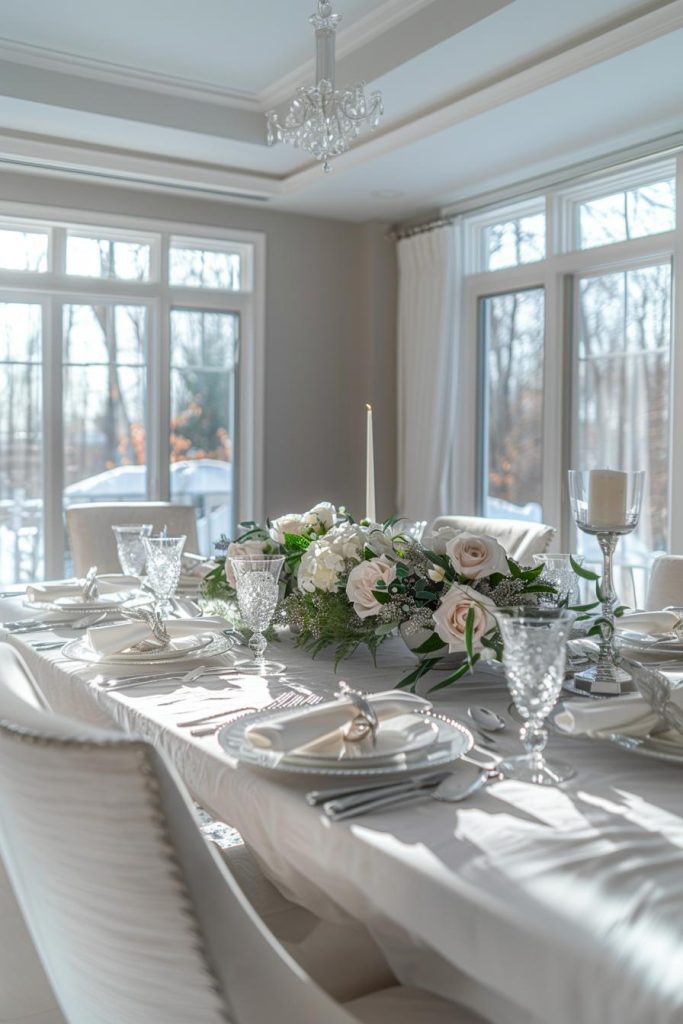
66;502;199;576
427;515;555;565
0;652;360;1024
645;555;683;610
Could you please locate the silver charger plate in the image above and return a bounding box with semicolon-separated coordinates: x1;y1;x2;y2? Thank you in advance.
217;709;473;778
62;632;235;666
550;708;683;764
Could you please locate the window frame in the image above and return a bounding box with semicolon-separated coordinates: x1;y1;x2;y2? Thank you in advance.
0;202;265;579
462;153;683;558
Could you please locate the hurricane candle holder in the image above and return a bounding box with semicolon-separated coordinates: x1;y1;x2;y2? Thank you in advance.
568;469;645;695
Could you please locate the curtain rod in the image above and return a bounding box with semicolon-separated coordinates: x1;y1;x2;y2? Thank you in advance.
387;214;456;242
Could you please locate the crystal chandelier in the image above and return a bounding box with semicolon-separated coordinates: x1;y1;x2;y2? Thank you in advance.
266;1;384;173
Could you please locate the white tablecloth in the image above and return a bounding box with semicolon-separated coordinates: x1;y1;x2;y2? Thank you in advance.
2;596;683;1024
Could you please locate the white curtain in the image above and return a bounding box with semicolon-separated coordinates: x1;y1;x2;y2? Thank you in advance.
396;223;461;521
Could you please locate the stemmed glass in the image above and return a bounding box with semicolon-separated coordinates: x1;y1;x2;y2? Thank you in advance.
229;555;285;665
113;524;152;577
532;554;584;607
495;607;576;786
142;535;186;616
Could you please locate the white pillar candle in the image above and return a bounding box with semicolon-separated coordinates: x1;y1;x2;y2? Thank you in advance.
365;404;376;523
587;469;628;528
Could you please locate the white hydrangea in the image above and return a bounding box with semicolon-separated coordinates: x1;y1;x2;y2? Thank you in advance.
296;522;365;593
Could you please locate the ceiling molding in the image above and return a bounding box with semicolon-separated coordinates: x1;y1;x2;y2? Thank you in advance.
0;0;441;116
260;0;439;109
0;36;261;110
281;0;683;194
0;130;284;201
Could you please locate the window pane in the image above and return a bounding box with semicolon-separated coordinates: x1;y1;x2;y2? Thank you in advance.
170;310;238;551
483;213;545;271
0;304;43;584
66;235;150;280
0;229;48;272
578;179;675;249
480;289;545;522
576;263;671;577
63;305;147;563
169;244;241;290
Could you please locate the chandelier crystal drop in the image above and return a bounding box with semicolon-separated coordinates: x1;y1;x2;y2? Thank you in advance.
266;0;384;173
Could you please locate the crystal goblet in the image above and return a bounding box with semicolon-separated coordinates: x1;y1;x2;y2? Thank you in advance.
532;554;584;607
496;606;576;786
229;556;284;665
142;535;186;616
113;524;153;577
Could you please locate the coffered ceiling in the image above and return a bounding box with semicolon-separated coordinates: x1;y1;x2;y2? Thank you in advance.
0;0;682;220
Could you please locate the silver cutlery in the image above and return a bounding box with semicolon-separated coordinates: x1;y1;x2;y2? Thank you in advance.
467;705;506;734
189;691;320;737
322;763;502;820
29;640;68;651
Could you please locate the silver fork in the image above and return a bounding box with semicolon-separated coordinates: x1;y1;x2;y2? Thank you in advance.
188;691;321;737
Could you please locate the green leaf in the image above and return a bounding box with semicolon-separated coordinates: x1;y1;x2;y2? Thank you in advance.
371;589;391;605
283;532;310;552
414;632;447;655
522;563;546;581
614;605;629;617
596;581;608;604
465;606;475;662
569;601;600;612
427;655;480;693
507;559;523;579
571;557;599;581
522;584;557;595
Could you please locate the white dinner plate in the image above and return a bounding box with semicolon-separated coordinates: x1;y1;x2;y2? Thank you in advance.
281;712;440;767
218;709;473;778
62;631;233;666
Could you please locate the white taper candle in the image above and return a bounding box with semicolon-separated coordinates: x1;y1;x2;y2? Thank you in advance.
365;404;376;523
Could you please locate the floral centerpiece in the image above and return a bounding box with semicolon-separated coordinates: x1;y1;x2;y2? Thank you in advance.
203;503;557;691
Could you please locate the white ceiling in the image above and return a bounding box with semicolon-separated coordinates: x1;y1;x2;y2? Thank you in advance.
0;0;681;221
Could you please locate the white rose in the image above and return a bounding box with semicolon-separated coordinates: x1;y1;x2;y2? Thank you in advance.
345;556;397;620
423;525;462;556
446;532;508;580
225;539;267;587
432;584;497;654
303;501;336;532
269;513;305;545
297;539;345;593
365;524;412;559
326;523;365;561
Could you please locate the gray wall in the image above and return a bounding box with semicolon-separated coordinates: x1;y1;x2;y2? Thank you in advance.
0;172;397;522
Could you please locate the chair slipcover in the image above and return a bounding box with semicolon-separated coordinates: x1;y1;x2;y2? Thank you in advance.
427;515;555;566
66;502;199;575
0;648;486;1024
645;555;683;610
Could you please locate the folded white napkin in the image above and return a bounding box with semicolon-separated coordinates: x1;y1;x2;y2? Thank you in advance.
86;616;228;656
181;553;217;579
26;574;138;604
555;688;683;741
616;610;682;636
245;690;431;756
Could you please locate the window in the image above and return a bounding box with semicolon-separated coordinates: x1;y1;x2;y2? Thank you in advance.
0;216;263;584
480;289;545;521
465;157;680;602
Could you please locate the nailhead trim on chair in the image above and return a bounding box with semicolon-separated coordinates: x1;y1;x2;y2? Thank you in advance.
0;718;234;1024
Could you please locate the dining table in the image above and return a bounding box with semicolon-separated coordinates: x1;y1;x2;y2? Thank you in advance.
2;591;683;1024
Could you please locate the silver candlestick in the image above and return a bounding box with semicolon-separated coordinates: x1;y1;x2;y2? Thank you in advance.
568;469;645;696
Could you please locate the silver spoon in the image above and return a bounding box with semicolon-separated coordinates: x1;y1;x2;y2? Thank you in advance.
467;705;506;733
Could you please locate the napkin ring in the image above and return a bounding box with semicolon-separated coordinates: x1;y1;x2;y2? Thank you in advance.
122;607;171;648
82;565;99;600
337;683;378;746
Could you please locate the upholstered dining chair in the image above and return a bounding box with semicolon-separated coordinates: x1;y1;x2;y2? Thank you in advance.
66;502;199;575
427;515;555;566
645;555;683;610
0;657;489;1024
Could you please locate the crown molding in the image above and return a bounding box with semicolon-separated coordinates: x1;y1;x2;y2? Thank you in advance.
0;130;284;203
282;0;683;194
260;0;438;109
0;36;261;110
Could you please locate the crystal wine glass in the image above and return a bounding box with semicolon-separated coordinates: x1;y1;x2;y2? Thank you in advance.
229;555;285;664
495;606;576;786
113;524;152;577
142;535;186;616
532;554;584;607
